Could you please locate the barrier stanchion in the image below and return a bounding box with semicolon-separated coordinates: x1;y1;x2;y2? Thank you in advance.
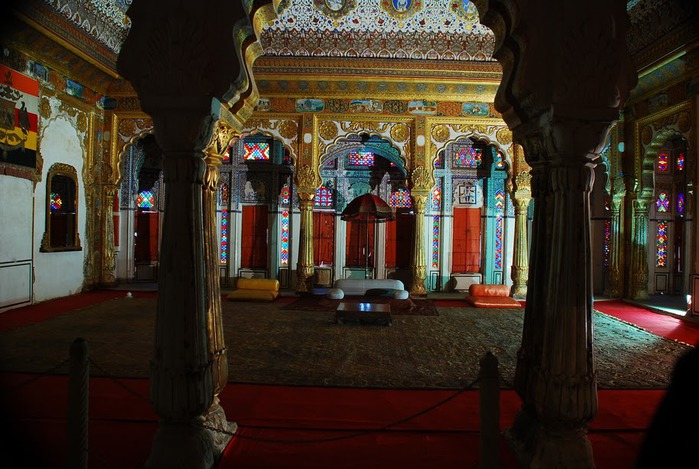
479;351;500;469
68;337;89;469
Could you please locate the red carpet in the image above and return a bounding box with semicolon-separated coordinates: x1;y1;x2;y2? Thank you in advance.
0;290;155;332
1;293;695;467
1;374;663;469
594;299;699;346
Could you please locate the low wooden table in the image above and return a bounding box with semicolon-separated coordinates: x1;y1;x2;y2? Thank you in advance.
335;302;392;326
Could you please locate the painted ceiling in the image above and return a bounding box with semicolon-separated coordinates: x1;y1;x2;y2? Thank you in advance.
9;0;698;101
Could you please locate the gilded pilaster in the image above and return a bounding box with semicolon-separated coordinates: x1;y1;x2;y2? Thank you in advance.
296;190;315;294
410;166;431;296
201;121;238;453
510;171;531;299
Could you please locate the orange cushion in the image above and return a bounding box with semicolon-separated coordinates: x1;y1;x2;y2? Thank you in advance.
468;284;510;297
466;296;522;308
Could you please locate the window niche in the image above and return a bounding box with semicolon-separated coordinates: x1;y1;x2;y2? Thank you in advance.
40;163;82;252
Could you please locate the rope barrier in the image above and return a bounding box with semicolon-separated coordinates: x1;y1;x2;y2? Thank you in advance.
0;357;70;395
198;375;483;444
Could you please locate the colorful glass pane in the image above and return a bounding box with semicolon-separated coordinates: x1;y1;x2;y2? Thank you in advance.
50;192;63;211
677;192;685;215
676;152;685;171
434;153;443;168
220;211;228;264
603;219;611;267
243;142;270;160
281;184;291;206
280;210;289;266
453;146;482;168
222;147;231;164
495;151;505;169
432;216;440;268
656;221;668;268
348;150;374;166
494;190;505;212
657;152;668;171
431;187;441;210
390;188;412;208
315;186;333;207
137;190;155;209
219;183;229;206
656;192;669;213
494;214;503;270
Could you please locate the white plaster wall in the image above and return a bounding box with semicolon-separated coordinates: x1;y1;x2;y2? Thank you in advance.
33;116;87;302
0;175;34;308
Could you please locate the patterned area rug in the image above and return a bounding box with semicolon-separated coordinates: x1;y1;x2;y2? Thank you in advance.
0;297;693;390
281;296;439;316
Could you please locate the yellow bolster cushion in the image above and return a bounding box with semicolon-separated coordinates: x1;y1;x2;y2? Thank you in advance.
236;278;280;291
227;289;279;302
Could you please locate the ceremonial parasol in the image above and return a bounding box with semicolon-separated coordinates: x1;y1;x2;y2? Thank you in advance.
341;193;395;278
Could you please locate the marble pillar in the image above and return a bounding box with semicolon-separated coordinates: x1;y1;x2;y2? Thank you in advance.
604;186;626;298
629;197;651;300
474;0;637;466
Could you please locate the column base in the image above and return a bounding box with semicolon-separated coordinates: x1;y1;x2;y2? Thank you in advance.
505;410;595;469
146;421;216;469
203;397;237;459
511;285;527;299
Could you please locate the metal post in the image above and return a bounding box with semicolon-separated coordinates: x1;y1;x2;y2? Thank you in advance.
68;337;89;469
479;351;500;469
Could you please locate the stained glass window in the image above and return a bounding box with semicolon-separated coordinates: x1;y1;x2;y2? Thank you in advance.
315;186;333;207
495;151;505;169
390;188;413;208
431;187;441;210
603;219;611;267
280;210;289;266
222;147;231;164
656;222;668;268
243;142;270;160
348;150;374;166
656;192;670;213
432;216;440;268
50;192;63;211
494;190;506;271
453;146;482;168
137;190;155;209
220;211;228;264
219;183;229;206
434;153;443;168
280;183;291;206
676;152;685;171
677;192;685;215
657;152;668;171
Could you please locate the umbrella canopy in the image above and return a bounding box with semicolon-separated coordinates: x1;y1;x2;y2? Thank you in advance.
341;193;395;222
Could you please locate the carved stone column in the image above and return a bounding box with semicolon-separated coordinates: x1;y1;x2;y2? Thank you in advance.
410;193;428;296
116;1;263;467
410;166;432;296
510;171;531;299
202;122;238;454
474;1;637;466
604;181;626;298
629;197;651;300
296;191;315;294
